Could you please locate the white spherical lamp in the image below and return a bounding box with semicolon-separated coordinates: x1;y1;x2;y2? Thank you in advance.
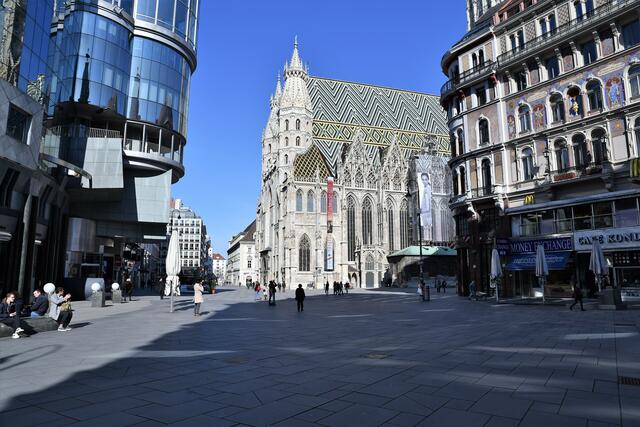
91;282;102;292
111;282;120;291
43;283;55;294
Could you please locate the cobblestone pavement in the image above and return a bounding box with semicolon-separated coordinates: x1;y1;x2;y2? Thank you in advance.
1;287;639;426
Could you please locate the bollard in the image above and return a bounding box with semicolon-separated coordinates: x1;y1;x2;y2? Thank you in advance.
91;290;106;307
112;289;123;304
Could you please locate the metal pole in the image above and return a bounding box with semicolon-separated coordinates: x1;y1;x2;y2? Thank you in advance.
170;278;174;313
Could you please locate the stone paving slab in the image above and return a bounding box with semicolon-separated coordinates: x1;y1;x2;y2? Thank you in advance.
1;286;639;426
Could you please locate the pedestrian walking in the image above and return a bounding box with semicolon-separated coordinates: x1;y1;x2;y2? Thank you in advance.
441;279;447;293
0;292;24;339
268;281;277;306
325;281;329;296
569;284;585;311
436;279;441;293
158;277;164;300
193;280;204;316
277;282;281;292
295;284;305;312
124;278;134;301
254;283;261;301
419;279;426;301
345;282;350;294
468;280;477;300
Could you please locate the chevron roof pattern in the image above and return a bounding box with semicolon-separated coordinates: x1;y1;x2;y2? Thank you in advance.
306;77;449;170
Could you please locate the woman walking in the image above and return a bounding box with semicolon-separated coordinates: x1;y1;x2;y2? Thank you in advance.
193;281;204;316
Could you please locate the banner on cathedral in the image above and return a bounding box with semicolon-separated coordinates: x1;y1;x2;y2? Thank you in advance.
325;238;334;271
417;171;433;231
327;177;334;233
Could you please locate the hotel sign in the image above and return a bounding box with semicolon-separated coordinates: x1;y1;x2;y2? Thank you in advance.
574;227;640;251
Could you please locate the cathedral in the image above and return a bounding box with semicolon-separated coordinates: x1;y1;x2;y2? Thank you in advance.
255;41;451;288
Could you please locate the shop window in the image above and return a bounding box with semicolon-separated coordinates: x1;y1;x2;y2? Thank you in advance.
593;201;613;229
540;210;555;234
521;213;539;236
479;208;496;233
556;207;573;232
615;198;639;227
573;204;593;230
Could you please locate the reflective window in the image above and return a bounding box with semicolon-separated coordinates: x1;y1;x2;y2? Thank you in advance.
550;93;565;122
522;147;534;180
629;65;640;99
555;139;569;172
133;0;199;48
586;80;603;111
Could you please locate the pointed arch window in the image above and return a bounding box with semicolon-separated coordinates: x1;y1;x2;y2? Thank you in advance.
299;235;310;271
333;192;338;212
377;203;383;243
347;196;356;261
555;139;569;172
285;119;289;131
296;136;300;146
285;137;289;146
518;105;532;133
591;128;608;164
479;119;490;145
630;65;640;98
355;171;364;187
362;198;373;245
295;119;300;130
400;200;410;249
295;189;303;212
586;80;603;111
307;190;315;212
365;255;375;270
550;93;565;123
478;49;485;67
284;154;288;164
387;201;395;251
320;191;327;213
452;169;459;195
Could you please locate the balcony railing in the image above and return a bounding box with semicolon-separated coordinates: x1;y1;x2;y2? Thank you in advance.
551;162;603;182
497;0;636;67
470;185;495;198
441;60;495;97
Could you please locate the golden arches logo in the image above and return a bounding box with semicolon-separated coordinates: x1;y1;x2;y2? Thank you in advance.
524;194;535;205
630;158;640;178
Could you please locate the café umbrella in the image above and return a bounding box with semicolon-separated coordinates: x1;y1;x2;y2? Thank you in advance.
535;244;549;303
165;229;181;313
589;239;608;292
490;248;502;302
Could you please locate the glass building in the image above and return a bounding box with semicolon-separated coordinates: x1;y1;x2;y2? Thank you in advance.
43;0;200;290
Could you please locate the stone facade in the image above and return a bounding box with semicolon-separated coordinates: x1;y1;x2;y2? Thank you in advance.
256;41;451;289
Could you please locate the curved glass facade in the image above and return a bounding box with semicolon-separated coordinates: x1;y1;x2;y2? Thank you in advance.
51;11;131;115
128;37;190;134
134;0;199;49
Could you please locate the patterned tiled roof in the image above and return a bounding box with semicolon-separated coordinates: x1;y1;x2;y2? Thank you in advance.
306;77;449;169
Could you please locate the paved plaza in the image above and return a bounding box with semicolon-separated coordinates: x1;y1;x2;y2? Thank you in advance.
1;288;640;427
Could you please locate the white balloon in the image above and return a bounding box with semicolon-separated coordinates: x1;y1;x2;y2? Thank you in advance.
44;283;55;294
111;282;120;291
91;282;102;292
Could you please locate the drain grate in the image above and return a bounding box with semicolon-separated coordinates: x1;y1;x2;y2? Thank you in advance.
619;376;640;386
366;353;390;360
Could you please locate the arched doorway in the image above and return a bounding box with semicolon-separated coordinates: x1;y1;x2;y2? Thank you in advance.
350;273;358;288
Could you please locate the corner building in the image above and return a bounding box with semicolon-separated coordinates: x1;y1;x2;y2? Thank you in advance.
256;42;451;289
441;0;640;297
43;0;199;287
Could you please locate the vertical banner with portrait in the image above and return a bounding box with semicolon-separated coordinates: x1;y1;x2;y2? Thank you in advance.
326;177;334;270
417;171;432;239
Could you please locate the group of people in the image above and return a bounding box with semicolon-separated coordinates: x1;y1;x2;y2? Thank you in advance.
435;279;447;293
1;287;73;339
324;281;349;296
250;281;306;312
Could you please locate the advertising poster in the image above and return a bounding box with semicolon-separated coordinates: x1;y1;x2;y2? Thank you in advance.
327;177;334;233
417;172;432;236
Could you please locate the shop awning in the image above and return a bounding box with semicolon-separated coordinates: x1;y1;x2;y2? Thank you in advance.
506;252;571;271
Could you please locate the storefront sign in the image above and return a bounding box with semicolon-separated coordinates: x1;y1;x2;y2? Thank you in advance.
553;171;576;182
506;252;571;271
574;227;640;251
496;238;509;256
509;237;573;254
523;194;535;205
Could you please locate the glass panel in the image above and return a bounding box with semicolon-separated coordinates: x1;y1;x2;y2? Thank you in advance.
593;202;613;229
175;1;188;36
555;207;573;232
157;0;175;29
137;0;157;20
615;198;638;227
573;204;592;230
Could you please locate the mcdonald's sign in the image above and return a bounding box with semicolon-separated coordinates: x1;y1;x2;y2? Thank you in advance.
524;194;535;205
631;158;640;179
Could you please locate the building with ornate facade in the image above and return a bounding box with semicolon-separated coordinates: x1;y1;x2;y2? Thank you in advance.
442;0;640;298
255;41;451;289
226;220;257;287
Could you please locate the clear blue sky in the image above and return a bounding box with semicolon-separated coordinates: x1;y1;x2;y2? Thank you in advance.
173;0;467;254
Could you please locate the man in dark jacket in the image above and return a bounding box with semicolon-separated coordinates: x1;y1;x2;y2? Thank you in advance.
295;284;305;312
268;281;277;306
30;289;49;317
1;292;24;338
